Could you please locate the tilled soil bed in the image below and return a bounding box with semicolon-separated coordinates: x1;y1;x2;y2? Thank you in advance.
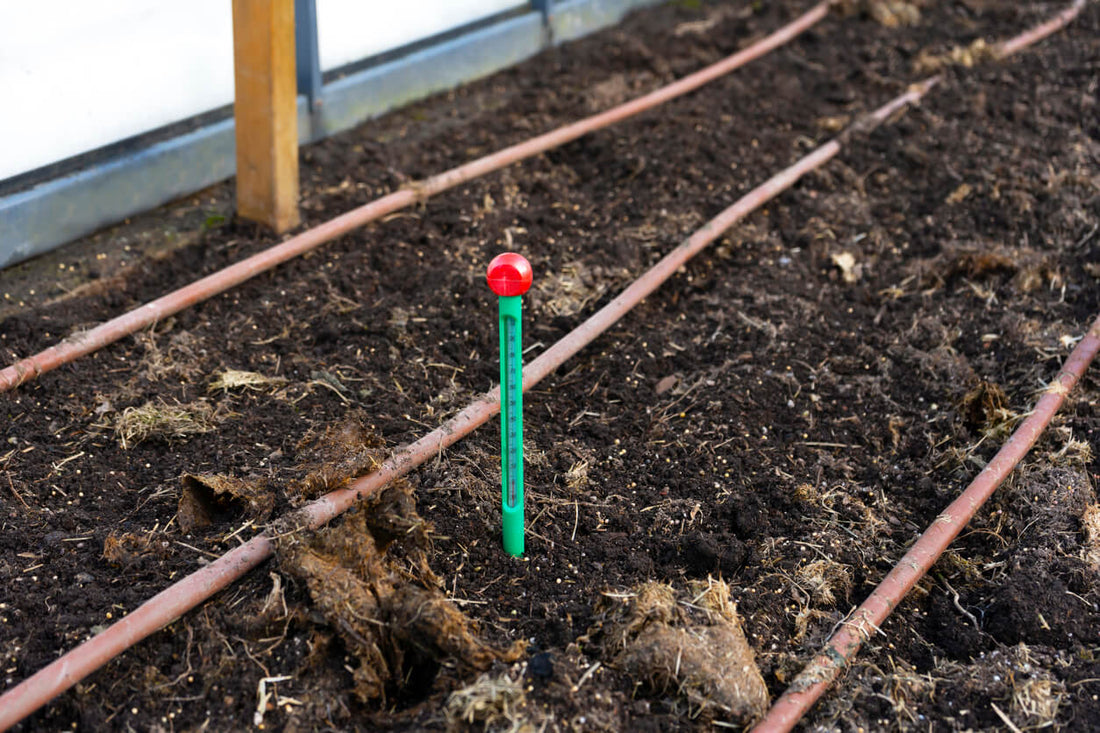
2;1;1100;730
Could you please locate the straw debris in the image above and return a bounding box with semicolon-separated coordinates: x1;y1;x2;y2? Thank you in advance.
795;558;853;605
565;459;591;491
830;251;862;283
1011;675;1063;725
914;38;1001;74
444;671;531;732
102;531;168;567
536;261;630;318
587;578;768;724
834;1;925;27
1047;428;1093;468
208;369;287;393
114;399;218;448
918;244;1061;296
133;329;202;384
959;381;1020;440
922;645;1064;723
1082;503;1100;571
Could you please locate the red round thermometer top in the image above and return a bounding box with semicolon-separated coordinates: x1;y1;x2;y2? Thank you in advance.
486;253;532;297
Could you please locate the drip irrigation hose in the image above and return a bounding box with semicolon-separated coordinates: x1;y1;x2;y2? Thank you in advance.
0;1;832;394
0;77;930;732
999;0;1087;57
755;319;1100;733
752;2;1090;731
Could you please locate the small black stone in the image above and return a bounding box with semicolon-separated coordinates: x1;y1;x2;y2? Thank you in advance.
528;651;554;679
42;531;67;547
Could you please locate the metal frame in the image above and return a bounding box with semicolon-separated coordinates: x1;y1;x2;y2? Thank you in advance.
294;0;323;115
0;0;662;270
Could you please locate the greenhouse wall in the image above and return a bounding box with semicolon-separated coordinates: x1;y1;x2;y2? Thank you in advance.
0;0;659;270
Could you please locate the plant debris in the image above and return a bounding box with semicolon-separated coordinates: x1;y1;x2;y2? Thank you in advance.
834;0;925;28
0;0;1097;729
1083;503;1100;571
207;369;287;393
915;38;1002;74
113;399;219;448
102;531;168;568
444;671;530;732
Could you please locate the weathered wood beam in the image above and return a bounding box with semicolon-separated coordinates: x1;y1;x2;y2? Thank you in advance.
231;0;300;232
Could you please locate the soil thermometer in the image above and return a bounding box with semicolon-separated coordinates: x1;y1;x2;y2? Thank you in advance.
486;253;533;557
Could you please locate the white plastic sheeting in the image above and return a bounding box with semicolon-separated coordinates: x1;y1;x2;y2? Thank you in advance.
0;0;526;181
316;0;524;72
0;1;235;181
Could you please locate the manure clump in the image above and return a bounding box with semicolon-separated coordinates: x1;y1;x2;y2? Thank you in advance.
278;480;523;702
288;410;387;500
586;578;768;725
177;473;274;532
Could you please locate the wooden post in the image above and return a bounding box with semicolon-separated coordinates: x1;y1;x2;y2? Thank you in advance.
232;0;300;232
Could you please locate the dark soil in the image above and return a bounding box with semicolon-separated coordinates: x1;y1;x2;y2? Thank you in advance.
3;1;1100;730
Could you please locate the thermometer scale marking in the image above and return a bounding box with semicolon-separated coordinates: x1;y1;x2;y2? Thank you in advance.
503;315;521;508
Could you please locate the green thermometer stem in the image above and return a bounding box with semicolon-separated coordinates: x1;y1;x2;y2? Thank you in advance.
487;253;533;557
500;296;524;554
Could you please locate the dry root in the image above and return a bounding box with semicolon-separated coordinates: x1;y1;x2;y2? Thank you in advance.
587;578;768;724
